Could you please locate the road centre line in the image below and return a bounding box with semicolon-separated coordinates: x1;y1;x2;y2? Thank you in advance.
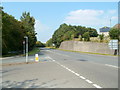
79;76;86;79
89;61;118;69
46;50;70;57
86;79;93;84
105;64;118;68
47;50;118;70
93;84;102;88
48;56;102;88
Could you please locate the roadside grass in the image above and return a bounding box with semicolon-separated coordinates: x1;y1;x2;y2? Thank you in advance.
2;53;20;57
45;47;56;49
2;47;40;57
45;47;117;56
28;47;40;56
57;48;117;56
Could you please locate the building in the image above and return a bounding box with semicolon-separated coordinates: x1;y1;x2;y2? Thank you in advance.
99;26;110;36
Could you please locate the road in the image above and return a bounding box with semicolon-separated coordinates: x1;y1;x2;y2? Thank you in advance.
1;48;118;88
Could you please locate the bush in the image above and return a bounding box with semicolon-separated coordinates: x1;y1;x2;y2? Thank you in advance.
83;32;90;41
99;34;104;42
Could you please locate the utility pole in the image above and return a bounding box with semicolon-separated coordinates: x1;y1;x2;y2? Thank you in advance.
24;36;28;63
110;18;111;28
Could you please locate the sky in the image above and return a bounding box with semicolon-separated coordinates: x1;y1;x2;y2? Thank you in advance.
2;2;118;43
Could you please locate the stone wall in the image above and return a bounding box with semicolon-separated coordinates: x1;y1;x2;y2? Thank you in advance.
59;41;115;55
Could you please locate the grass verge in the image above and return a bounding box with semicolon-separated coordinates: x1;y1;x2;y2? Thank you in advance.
57;48;117;56
28;47;40;56
2;47;40;57
45;47;56;49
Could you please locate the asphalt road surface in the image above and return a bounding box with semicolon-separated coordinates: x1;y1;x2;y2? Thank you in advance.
1;48;118;88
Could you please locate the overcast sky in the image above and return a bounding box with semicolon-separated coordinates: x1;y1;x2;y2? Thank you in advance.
2;2;118;43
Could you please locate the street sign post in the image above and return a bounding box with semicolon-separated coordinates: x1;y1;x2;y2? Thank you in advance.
108;39;118;55
23;41;25;55
108;40;118;50
24;36;28;63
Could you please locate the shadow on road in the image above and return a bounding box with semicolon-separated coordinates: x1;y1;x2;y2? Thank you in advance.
2;79;39;88
77;59;88;62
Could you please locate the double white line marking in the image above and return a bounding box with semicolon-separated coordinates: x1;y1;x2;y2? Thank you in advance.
48;56;102;88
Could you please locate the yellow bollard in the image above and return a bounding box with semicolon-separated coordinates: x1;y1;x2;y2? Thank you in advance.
35;54;39;62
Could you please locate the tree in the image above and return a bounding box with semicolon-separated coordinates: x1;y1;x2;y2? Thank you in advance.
88;28;98;37
99;34;104;42
2;10;37;55
52;23;97;48
83;32;90;41
2;11;24;55
36;41;45;47
20;12;37;50
46;38;53;47
109;28;120;39
79;35;82;41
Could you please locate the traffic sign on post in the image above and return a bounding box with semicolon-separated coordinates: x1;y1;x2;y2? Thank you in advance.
108;40;118;50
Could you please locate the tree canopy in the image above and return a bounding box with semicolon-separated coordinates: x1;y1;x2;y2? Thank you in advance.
109;28;120;40
2;10;37;55
52;23;98;48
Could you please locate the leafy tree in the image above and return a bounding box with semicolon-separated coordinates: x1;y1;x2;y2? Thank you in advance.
20;12;37;50
83;32;90;41
2;11;24;55
87;28;98;37
79;35;82;41
46;38;53;47
109;28;120;39
2;10;37;55
36;41;45;47
99;34;104;42
52;23;97;47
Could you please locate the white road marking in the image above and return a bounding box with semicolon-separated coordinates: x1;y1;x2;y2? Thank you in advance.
52;60;55;62
75;73;80;76
93;84;102;88
105;64;118;68
86;79;93;84
47;56;103;88
71;70;75;74
30;59;34;61
79;76;86;79
46;50;70;57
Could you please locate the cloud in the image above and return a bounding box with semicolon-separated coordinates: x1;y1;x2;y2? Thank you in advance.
64;9;117;29
35;20;51;43
108;10;117;14
111;16;117;20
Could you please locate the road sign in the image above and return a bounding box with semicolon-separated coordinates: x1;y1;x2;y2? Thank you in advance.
35;54;39;62
108;40;118;49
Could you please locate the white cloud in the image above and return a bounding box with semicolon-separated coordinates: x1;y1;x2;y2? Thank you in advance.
35;20;51;43
111;16;117;20
108;10;117;14
64;9;117;30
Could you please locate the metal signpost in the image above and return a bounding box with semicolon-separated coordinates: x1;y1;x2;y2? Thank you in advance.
108;39;118;55
24;36;28;63
23;40;25;55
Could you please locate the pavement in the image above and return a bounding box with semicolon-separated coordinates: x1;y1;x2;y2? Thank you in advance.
1;48;118;88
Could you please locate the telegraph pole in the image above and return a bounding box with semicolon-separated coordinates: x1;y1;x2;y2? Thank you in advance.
110;18;111;28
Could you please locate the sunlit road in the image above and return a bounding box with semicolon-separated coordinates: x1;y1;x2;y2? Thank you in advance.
2;48;118;88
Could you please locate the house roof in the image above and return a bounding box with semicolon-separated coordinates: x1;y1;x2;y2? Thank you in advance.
99;26;110;32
